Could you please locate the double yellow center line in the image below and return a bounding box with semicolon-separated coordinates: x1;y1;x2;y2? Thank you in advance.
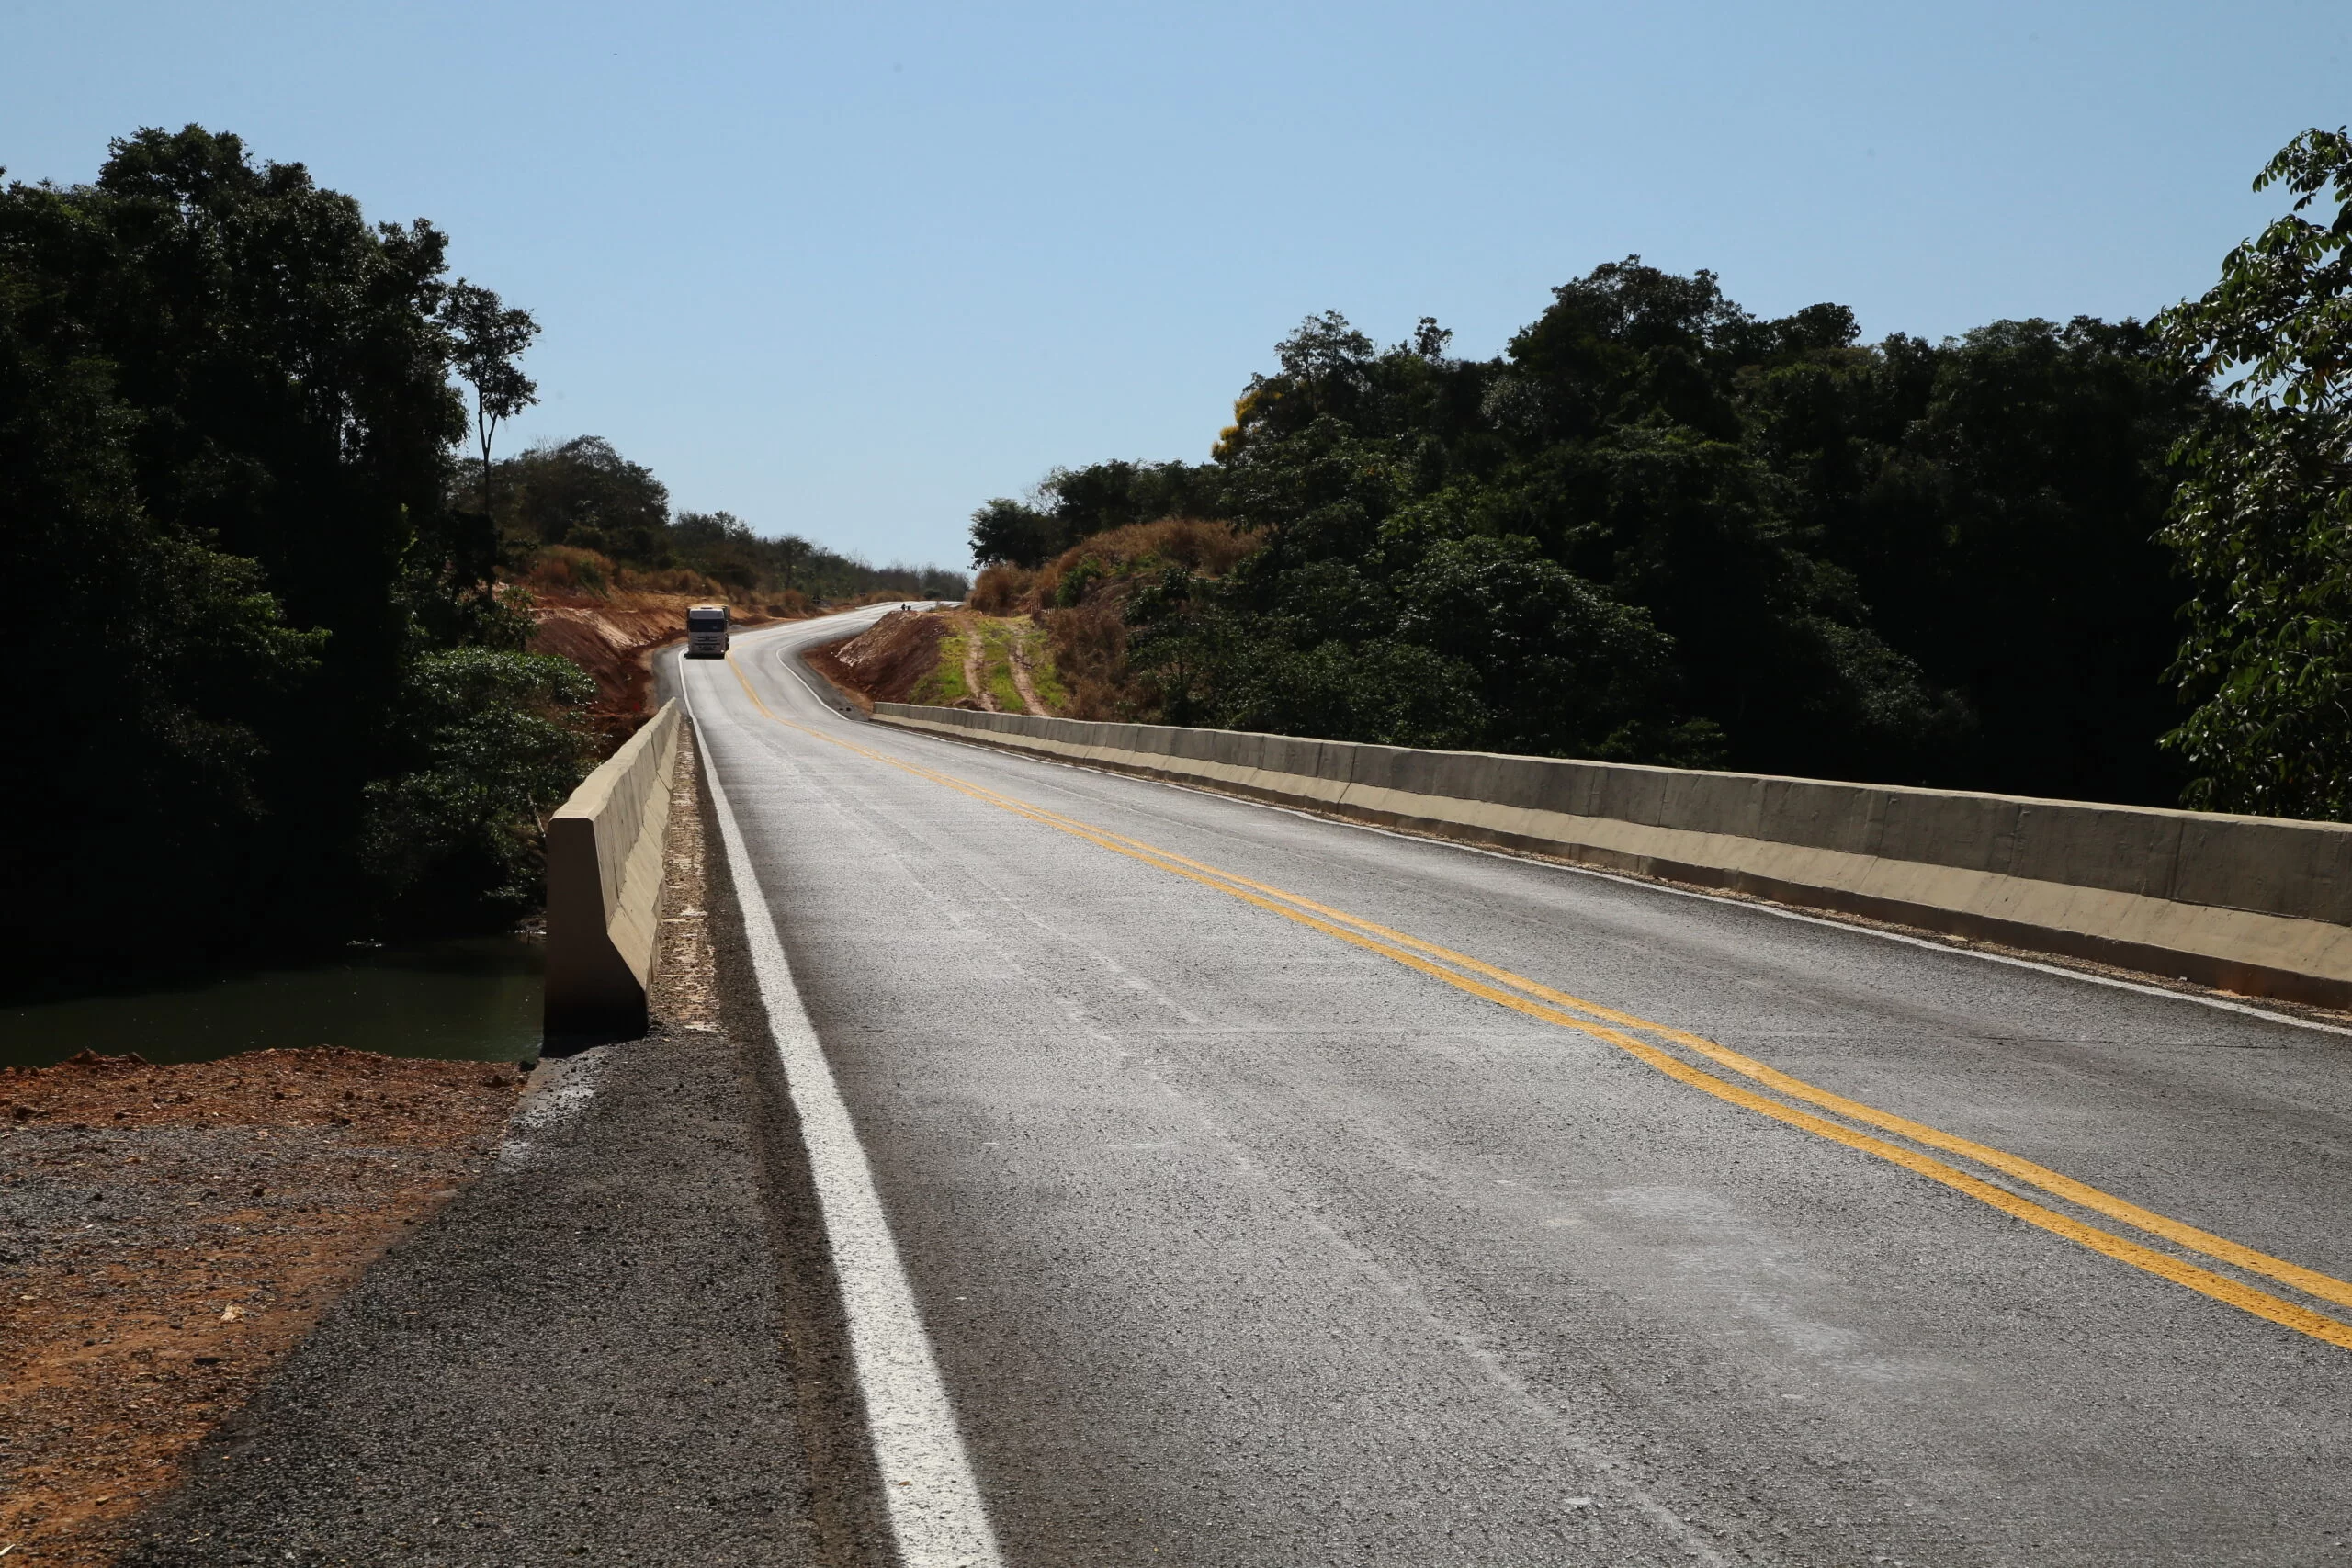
722;652;2352;1352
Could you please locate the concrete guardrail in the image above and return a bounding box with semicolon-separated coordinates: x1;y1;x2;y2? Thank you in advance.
543;700;683;1040
874;703;2352;1010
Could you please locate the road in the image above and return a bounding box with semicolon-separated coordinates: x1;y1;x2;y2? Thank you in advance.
684;607;2352;1568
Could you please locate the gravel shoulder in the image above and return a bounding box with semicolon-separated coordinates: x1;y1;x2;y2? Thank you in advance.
100;726;826;1567
0;1052;524;1565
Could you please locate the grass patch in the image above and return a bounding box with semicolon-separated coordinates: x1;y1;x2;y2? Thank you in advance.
900;612;1067;714
976;621;1025;713
1019;625;1069;711
909;627;972;705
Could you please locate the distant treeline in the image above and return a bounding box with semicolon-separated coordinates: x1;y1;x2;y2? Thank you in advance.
974;134;2352;818
466;435;969;605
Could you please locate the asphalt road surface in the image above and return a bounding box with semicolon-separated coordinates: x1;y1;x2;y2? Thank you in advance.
681;609;2352;1568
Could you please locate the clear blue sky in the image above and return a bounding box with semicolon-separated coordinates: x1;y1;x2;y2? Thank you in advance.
5;1;2346;570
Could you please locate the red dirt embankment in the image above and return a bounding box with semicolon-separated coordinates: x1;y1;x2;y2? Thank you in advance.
801;607;950;715
528;592;784;721
0;1049;525;1566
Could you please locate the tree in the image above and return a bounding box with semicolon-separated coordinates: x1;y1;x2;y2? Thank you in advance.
996;262;2200;796
442;280;539;515
498;435;672;563
2156;128;2352;818
0;125;587;982
775;534;812;592
361;649;594;919
970;495;1057;567
0;266;326;985
1752;315;2204;802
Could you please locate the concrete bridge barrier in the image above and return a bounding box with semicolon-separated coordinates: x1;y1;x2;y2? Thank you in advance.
543;700;683;1041
873;703;2352;1010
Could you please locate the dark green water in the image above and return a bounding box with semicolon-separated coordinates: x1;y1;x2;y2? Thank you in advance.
0;935;543;1069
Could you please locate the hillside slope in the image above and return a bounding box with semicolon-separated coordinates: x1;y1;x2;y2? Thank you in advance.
527;590;782;720
808;606;1065;716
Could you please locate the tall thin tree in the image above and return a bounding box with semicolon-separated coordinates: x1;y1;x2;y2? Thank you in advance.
442;281;540;515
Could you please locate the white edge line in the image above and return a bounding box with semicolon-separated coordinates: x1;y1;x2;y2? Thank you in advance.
711;634;1739;1567
880;721;2352;1043
684;663;1005;1568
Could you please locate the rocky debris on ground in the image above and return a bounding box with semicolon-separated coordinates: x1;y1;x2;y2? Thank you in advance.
0;1049;525;1566
654;725;723;1031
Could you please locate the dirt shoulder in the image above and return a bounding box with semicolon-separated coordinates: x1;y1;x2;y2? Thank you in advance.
0;1052;524;1565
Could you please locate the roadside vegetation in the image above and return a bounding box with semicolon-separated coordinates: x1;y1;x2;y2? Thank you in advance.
835;608;1065;715
961;129;2352;819
2154;130;2352;819
0;125;964;994
472;434;967;609
821;522;1259;719
960;518;1259;718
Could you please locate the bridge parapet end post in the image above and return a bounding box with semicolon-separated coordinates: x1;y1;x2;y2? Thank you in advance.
543;700;684;1044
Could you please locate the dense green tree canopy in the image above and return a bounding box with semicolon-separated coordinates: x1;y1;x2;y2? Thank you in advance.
2156;129;2352;818
0;127;587;989
500;434;674;564
992;261;2211;800
971;459;1227;569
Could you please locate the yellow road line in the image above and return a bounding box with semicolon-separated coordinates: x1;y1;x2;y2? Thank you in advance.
971;820;2352;1314
716;652;2352;1349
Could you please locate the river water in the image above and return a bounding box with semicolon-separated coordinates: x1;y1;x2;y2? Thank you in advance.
0;935;543;1069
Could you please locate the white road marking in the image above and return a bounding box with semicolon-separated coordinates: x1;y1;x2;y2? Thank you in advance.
686;658;1005;1568
699;628;1736;1565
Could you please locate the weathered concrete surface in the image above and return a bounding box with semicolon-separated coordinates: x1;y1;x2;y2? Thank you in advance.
874;704;2352;1007
544;699;683;1038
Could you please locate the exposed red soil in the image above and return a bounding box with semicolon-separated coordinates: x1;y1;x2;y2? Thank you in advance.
527;591;786;722
802;607;954;714
0;1050;526;1565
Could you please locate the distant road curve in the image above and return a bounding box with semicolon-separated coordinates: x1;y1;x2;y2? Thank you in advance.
685;607;2352;1568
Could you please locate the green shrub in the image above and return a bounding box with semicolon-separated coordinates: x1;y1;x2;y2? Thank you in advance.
360;649;596;927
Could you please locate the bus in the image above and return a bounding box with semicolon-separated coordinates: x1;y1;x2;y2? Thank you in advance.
684;604;731;659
